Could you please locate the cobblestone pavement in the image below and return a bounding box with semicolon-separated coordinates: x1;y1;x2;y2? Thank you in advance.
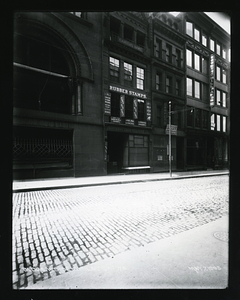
12;175;229;289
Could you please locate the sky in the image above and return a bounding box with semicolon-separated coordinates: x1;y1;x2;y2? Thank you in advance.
169;12;230;35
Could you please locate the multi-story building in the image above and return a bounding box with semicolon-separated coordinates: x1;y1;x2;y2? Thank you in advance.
13;11;230;179
102;12;153;174
13;12;105;179
179;12;230;170
150;12;186;172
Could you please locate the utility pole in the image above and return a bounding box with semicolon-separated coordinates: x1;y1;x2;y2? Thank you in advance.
169;101;172;177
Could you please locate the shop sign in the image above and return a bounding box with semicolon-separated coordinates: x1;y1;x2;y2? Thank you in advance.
104;92;111;115
109;85;147;99
138;121;146;127
111;117;121;123
165;124;178;135
125;119;134;125
210;54;215;107
146;100;151;121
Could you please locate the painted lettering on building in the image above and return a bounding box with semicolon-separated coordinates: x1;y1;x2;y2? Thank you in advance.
109;85;147;99
210;54;215;107
104;92;111;115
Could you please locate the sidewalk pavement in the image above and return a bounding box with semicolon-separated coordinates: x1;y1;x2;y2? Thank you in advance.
28;215;228;289
13;169;229;192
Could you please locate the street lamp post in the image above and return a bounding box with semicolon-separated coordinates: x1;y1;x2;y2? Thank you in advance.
169;101;172;177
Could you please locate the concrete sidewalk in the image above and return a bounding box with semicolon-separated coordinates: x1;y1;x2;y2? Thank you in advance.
28;215;228;289
13;169;229;192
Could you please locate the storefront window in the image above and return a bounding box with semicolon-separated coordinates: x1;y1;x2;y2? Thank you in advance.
125;95;133;119
111;92;120;117
138;99;145;121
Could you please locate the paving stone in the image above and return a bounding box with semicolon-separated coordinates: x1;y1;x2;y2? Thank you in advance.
12;176;229;288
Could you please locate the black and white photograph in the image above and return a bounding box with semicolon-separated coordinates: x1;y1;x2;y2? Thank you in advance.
12;11;230;290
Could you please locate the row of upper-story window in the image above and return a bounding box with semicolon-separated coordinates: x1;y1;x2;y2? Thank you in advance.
187;76;227;108
186;20;229;61
154;38;182;68
187;47;228;83
155;72;183;97
109;56;145;90
110;16;146;48
187;108;227;133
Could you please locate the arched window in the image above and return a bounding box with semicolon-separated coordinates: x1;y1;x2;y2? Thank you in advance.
14;28;78;114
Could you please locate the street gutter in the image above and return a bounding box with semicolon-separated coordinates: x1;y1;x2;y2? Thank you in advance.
12;171;229;193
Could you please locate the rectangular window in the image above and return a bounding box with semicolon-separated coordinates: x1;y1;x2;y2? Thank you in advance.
166;76;172;93
194;53;200;71
156;73;161;90
216;66;221;81
186;21;193;37
210;38;215;52
136;31;145;47
216;43;221;55
202;56;208;74
202;82;209;102
187;107;194;127
124;25;133;41
138;99;145;121
202;110;208;129
194;28;200;42
125;96;133;119
176;80;181;96
222;92;227;107
217;114;221;131
211;113;215;130
156;105;162;126
223;116;227;132
124;62;133;86
187;49;192;67
136;67;144;90
109;56;119;82
166;44;172;63
194;80;200;99
156;39;162;58
176;49;181;68
216;89;221;106
187;77;193;96
222;69;227;84
202;32;207;46
195;108;201;127
111;92;120;117
222;49;227;59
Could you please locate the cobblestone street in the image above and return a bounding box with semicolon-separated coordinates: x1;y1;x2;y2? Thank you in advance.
12;175;229;289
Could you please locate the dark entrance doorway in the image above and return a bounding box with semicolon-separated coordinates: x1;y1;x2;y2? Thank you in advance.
107;132;127;174
176;137;184;170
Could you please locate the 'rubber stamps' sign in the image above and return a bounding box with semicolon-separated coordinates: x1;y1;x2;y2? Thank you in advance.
210;54;215;107
109;85;147;99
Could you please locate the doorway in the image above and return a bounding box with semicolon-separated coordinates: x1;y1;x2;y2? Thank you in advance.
107;132;127;174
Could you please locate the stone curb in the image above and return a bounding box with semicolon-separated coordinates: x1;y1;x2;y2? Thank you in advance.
12;172;229;193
